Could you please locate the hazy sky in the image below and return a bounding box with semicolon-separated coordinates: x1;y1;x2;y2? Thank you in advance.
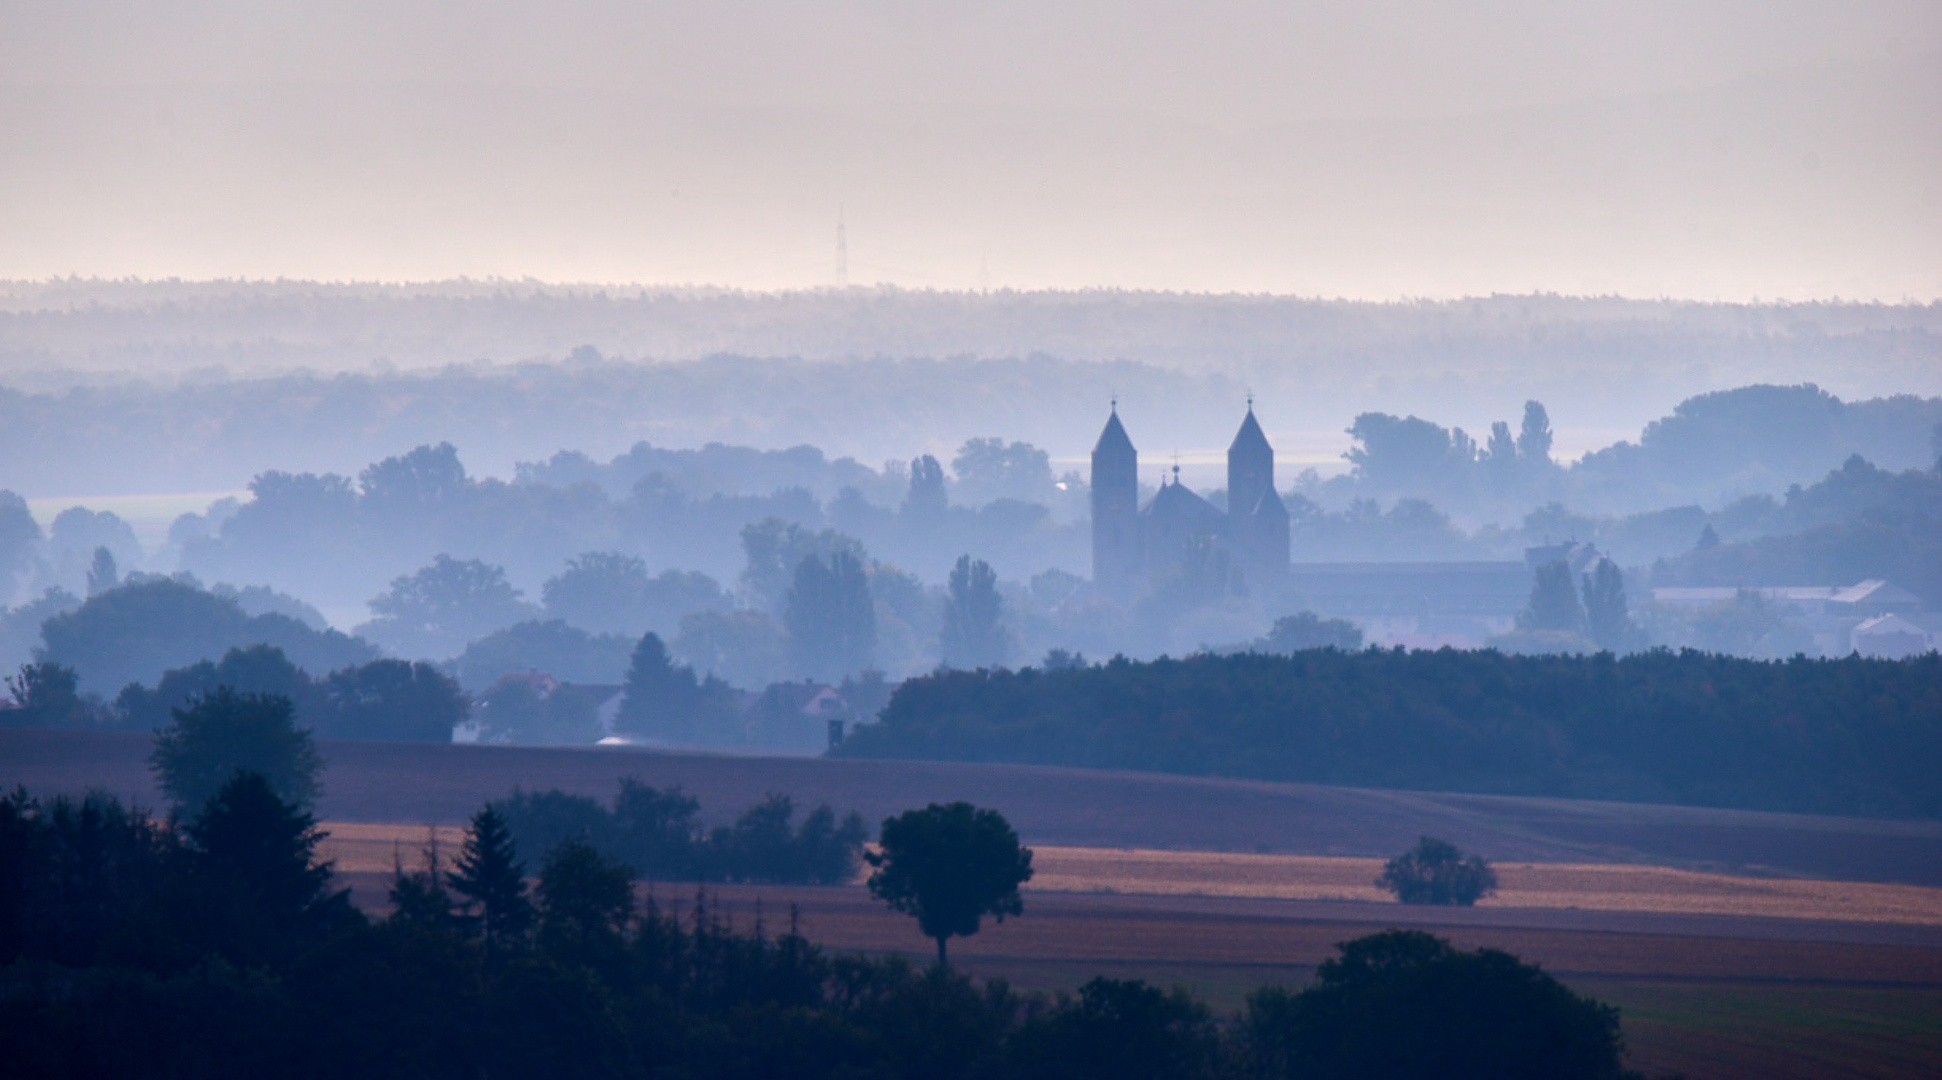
2;1;1937;298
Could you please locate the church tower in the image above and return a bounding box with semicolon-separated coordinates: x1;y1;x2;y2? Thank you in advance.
1091;402;1140;598
1227;400;1289;588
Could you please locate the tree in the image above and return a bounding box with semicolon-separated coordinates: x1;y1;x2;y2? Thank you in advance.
359;555;535;661
0;490;41;605
451;619;633;691
150;688;323;814
866;802;1034;967
1254;612;1363;653
1238;930;1627;1080
38;577;376;696
672;608;788;690
1377;836;1497;906
737;518;867;615
318;658;469;742
785;551;876;682
1517;560;1585;635
448;805;534;950
903;454;949;527
184;770;339;927
3;662;93;729
86;547;119;597
535;838;634;956
951;438;1053;505
1579;560;1632;652
541;551;652;636
388;832;460;932
1517;399;1554;465
940;555;1007;670
1011;977;1220;1080
1482;421;1518;488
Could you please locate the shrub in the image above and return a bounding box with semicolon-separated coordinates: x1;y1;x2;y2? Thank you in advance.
1377;836;1498;906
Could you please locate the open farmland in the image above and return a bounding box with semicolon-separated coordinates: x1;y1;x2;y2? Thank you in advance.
16;729;1942;1078
9;729;1942;885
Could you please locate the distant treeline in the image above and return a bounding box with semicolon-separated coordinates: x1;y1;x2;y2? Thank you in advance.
840;649;1942;819
495;781;866;886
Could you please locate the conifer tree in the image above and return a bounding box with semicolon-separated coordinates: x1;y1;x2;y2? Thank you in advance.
448;805;533;950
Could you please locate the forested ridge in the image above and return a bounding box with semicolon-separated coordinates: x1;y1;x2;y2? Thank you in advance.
841;649;1942;818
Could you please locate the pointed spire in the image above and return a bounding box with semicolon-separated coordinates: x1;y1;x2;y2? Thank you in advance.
1093;401;1135;458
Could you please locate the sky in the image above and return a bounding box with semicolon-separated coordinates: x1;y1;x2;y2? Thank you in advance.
1;0;1938;299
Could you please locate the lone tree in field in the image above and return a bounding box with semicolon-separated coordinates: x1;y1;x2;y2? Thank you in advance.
1377;836;1498;906
448;805;534;951
866;801;1033;967
150;688;322;814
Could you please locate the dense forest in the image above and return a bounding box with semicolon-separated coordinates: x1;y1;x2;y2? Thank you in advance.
840;649;1942;819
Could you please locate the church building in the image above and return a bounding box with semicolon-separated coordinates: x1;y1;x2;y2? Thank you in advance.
1090;402;1290;598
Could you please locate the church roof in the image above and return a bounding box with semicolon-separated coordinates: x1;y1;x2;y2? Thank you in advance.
1229;406;1272;456
1141;475;1223;528
1093;407;1136;458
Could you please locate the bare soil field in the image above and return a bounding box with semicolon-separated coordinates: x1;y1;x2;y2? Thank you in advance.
10;730;1942;885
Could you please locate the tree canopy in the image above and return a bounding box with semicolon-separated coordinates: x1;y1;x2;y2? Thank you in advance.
866;802;1034;967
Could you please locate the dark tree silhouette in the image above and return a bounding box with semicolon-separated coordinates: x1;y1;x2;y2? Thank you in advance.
940;555;1006;669
387;832;459;932
185;770;338;925
447;805;534;951
149;688;322;813
866;801;1034;967
535;838;635;955
1240;930;1627;1080
319;658;468;742
3;662;92;729
1011;977;1220;1080
1377;836;1498;906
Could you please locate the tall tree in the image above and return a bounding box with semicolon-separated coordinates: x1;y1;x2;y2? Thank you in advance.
1482;421;1519;488
149;688;322;813
1517;400;1555;465
866;801;1033;967
615;631;727;743
784;551;876;682
448;805;534;951
903;454;949;528
1579;559;1632;652
185;770;339;925
940;555;1006;670
0;490;41;605
85;547;119;597
1516;561;1585;635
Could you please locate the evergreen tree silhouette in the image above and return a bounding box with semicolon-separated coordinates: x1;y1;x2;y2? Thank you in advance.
448;805;533;951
